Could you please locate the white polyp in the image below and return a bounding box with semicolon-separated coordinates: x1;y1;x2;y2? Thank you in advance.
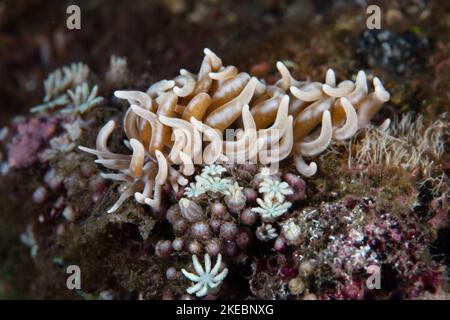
333;98;358;140
300;110;333;157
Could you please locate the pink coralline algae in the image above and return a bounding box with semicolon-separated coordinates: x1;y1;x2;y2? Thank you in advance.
8;117;59;168
247;196;447;300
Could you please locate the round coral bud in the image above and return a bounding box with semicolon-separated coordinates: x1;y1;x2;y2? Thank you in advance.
166;204;181;225
172;238;184;252
166;267;178;280
90;176;106;194
209;219;221;233
220;222;238;241
243;187;258;203
210;201;226;218
155;240;173;257
288;278;305;295
206;239;221;257
240;209;257;225
32;186;48;204
173;219;188;235
298;260;315;278
62;206;78;222
236;229;253;251
188;240;202;255
274;237;285;251
80;162;96;178
191;221;211;240
223;241;238;257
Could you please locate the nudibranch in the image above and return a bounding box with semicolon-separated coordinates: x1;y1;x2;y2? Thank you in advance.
79;48;390;213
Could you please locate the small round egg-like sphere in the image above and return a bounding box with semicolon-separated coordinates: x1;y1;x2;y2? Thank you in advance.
240;209;257;226
166;267;178;280
210;201;226;218
155;240;173;257
288;277;305;295
191;221;211;240
32;186;48;204
173;219;188;235
223;241;238;257
298;260;315;278
172;238;184;252
206;239;221;257
188;240;202;255
220;222;238;241
210;219;221;233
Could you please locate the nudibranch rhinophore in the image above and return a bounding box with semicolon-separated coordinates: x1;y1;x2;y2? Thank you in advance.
79;48;390;213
